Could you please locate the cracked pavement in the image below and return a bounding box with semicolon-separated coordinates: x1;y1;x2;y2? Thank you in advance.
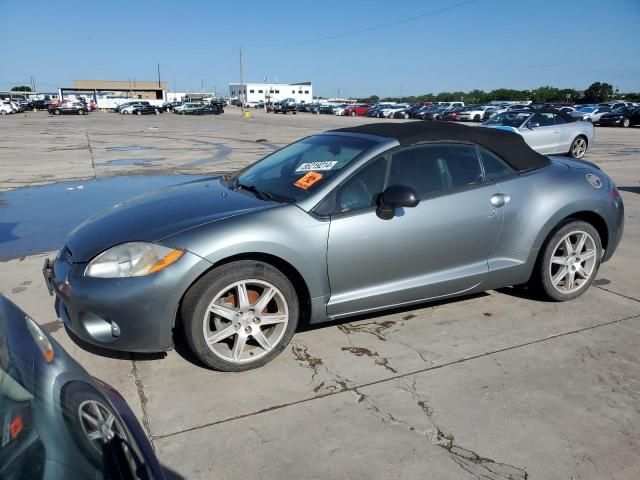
1;111;639;479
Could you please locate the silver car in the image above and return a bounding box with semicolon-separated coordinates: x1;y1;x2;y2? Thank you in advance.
570;105;611;124
482;109;594;159
45;122;623;371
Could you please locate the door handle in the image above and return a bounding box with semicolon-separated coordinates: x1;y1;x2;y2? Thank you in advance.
490;193;510;208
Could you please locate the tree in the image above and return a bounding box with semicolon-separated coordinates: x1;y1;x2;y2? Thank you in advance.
584;82;613;102
11;86;32;92
532;86;561;103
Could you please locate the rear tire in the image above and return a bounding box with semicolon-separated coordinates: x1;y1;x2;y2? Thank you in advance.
533;220;601;301
181;260;299;371
351;111;356;117
569;135;588;158
54;109;61;115
136;110;142;116
622;117;630;128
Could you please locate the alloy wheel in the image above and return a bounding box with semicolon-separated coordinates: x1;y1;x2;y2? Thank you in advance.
548;230;597;294
78;400;126;453
202;279;289;364
571;137;587;158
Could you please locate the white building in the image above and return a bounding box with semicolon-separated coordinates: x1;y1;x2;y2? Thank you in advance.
228;81;313;104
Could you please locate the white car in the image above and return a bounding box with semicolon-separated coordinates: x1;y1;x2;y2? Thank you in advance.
1;102;14;115
379;104;409;118
570;106;610;124
458;106;494;122
333;105;350;116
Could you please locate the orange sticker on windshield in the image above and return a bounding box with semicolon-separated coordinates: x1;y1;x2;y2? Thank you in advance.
294;171;324;190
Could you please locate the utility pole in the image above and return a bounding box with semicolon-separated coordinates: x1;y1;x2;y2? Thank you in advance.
157;63;161;88
239;46;245;114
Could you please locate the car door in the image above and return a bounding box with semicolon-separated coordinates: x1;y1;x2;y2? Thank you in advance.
325;143;504;318
552;112;574;152
519;112;561;153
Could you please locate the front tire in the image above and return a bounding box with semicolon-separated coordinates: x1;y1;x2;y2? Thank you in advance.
181;260;299;371
569;135;588;158
54;109;61;115
535;220;601;301
136;110;142;115
622;117;630;128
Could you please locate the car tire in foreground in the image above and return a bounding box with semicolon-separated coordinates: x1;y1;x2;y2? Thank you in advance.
181;260;299;371
535;220;601;301
569;136;588;159
61;381;128;466
622;118;630;128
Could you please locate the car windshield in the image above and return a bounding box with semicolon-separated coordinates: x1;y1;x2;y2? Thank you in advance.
233;135;376;203
577;107;596;113
484;111;532;127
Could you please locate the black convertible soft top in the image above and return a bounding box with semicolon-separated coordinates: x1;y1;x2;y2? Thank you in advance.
329;121;551;171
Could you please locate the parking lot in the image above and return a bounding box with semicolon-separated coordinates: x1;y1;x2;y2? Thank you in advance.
1;109;639;479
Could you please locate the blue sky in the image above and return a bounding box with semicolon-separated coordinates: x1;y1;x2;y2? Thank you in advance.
1;0;638;97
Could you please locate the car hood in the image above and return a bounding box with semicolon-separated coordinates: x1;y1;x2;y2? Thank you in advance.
65;177;277;262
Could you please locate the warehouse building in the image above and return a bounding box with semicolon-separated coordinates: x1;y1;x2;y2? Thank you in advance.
58;80;167;102
228;81;313;104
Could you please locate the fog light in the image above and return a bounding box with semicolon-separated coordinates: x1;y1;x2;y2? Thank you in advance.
111;321;121;337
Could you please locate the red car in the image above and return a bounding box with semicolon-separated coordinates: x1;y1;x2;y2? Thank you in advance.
343;104;371;116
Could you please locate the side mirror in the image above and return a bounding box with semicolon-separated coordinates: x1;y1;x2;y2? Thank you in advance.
376;185;419;220
528;122;540;129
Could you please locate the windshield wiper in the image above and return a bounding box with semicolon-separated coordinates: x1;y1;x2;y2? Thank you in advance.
235;181;273;201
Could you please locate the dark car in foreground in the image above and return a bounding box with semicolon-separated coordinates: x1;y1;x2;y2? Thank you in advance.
48;102;89;115
45;122;623;372
0;295;163;479
598;106;640;128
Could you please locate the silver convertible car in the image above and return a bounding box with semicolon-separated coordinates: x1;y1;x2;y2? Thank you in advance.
44;122;624;371
482;109;595;159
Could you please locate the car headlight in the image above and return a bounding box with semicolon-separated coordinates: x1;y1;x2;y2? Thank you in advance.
85;242;184;278
25;315;55;363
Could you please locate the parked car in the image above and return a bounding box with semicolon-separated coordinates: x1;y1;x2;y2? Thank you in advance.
130;104;162;115
319;104;335;114
244;101;262;108
113;101;139;113
198;103;224;115
344;104;371;117
417;105;448;121
443;106;467;121
378;104;410;118
0;294;164;479
332;104;351;116
570;106;611;124
393;105;424;119
120;102;151;115
266;99;297;114
482;107;499;120
48;102;89;115
175;102;204;115
44;121;623;372
598;106;640;128
0;102;13;115
458;106;494;122
162;101;182;112
482;109;593;158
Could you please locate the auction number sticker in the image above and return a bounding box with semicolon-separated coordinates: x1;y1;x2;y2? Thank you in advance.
294;171;324;190
295;161;337;172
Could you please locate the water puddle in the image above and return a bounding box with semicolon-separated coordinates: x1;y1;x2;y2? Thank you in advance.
0;175;207;261
99;157;164;166
106;146;155;152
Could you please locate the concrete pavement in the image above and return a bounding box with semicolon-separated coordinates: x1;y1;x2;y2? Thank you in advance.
1;110;638;479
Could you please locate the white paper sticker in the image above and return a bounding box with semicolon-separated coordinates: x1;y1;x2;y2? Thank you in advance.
295;161;338;172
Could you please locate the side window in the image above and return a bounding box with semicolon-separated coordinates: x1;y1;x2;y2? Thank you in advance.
530;112;554;127
554;113;567;125
478;147;514;181
388;144;482;196
331;157;387;215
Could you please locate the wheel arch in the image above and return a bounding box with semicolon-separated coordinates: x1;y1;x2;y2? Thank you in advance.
173;252;313;338
526;209;609;283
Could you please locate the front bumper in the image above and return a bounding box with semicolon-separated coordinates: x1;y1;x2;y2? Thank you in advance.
46;249;211;353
